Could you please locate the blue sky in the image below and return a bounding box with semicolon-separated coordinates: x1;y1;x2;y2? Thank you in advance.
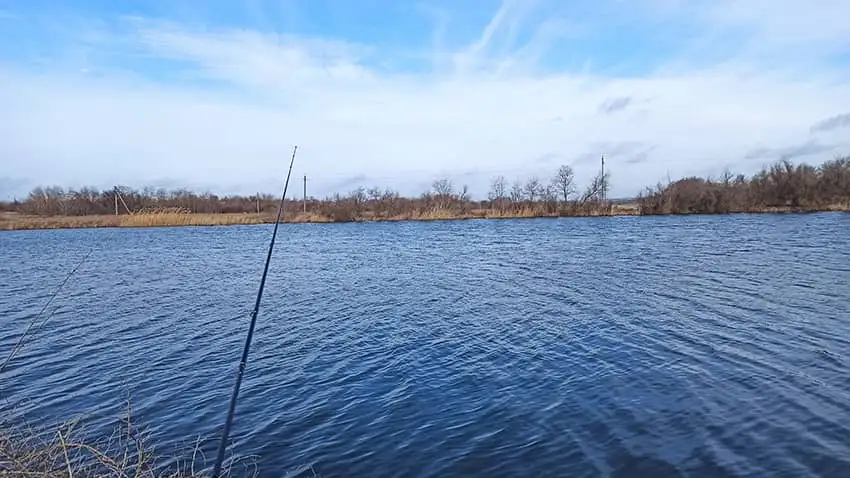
1;0;849;199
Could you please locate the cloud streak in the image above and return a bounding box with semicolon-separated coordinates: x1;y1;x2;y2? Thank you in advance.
598;96;633;114
811;113;850;133
744;140;837;161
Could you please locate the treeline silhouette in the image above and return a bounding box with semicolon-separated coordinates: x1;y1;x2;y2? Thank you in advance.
1;164;615;220
2;157;848;221
638;157;850;214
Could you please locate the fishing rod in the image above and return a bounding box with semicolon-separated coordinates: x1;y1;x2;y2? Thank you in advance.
1;248;93;374
211;145;298;478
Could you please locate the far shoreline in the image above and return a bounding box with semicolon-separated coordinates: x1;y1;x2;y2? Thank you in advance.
2;205;848;232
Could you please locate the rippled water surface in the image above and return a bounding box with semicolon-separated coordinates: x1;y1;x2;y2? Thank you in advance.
2;214;850;477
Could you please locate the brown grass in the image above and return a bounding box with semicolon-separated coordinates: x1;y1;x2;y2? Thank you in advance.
483;207;553;219
0;404;257;477
750;203;850;213
118;212;269;228
611;202;641;215
1;202;847;231
0;213;123;230
824;202;850;212
412;208;476;221
0;212;276;231
287;213;335;223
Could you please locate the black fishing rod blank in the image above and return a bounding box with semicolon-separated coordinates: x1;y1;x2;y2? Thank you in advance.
211;145;298;478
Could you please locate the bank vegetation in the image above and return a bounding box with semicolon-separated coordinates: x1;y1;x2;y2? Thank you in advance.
1;157;848;230
638;157;850;214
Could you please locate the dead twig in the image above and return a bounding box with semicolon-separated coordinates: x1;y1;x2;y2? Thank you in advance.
57;429;74;478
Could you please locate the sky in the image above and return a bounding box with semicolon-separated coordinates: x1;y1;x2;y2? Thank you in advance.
1;0;849;200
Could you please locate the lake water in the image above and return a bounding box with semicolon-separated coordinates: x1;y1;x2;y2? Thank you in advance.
2;214;850;477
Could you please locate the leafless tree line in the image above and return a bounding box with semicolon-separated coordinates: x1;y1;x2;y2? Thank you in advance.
7;186;276;216
6;157;847;219
2;164;613;219
638;156;850;214
484;164;612;215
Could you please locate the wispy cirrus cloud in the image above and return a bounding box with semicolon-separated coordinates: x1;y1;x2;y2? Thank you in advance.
744;140;837;161
0;0;848;200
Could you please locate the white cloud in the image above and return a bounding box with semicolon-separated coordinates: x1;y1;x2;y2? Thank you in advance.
701;0;850;51
0;1;849;200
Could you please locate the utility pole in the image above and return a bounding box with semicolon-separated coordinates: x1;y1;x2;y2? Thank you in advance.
601;155;606;202
303;175;307;213
114;186;132;215
256;192;260;214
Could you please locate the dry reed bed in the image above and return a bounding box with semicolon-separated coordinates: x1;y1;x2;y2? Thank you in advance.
286;213;335;223
0;214;122;230
1;203;846;231
0;213;273;230
118;212;269;228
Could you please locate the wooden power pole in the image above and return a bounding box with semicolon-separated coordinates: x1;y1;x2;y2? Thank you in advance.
113;186;132;215
303;175;307;213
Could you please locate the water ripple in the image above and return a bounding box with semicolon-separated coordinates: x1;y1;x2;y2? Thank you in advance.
2;214;850;477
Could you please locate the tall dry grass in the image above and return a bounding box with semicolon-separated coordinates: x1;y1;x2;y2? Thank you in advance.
412;208;471;221
822;202;850;212
483;207;555;219
0;404;258;477
287;213;335;223
119;212;269;228
0;213;122;231
4;200;836;232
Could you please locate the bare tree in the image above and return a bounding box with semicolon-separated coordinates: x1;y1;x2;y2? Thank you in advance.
350;187;367;214
458;184;470;212
580;171;606;204
432;177;454;209
367;187;383;203
432;178;454;197
510;180;524;204
24;186;68;216
488;176;507;201
541;184;558;213
524;177;543;202
820;157;850;203
488;176;508;210
379;188;400;216
721;167;734;188
552;165;576;203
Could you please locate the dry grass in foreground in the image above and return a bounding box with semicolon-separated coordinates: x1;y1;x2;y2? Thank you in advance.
0;407;257;477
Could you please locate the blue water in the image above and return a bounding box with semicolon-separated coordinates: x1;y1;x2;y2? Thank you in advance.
2;214;850;477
